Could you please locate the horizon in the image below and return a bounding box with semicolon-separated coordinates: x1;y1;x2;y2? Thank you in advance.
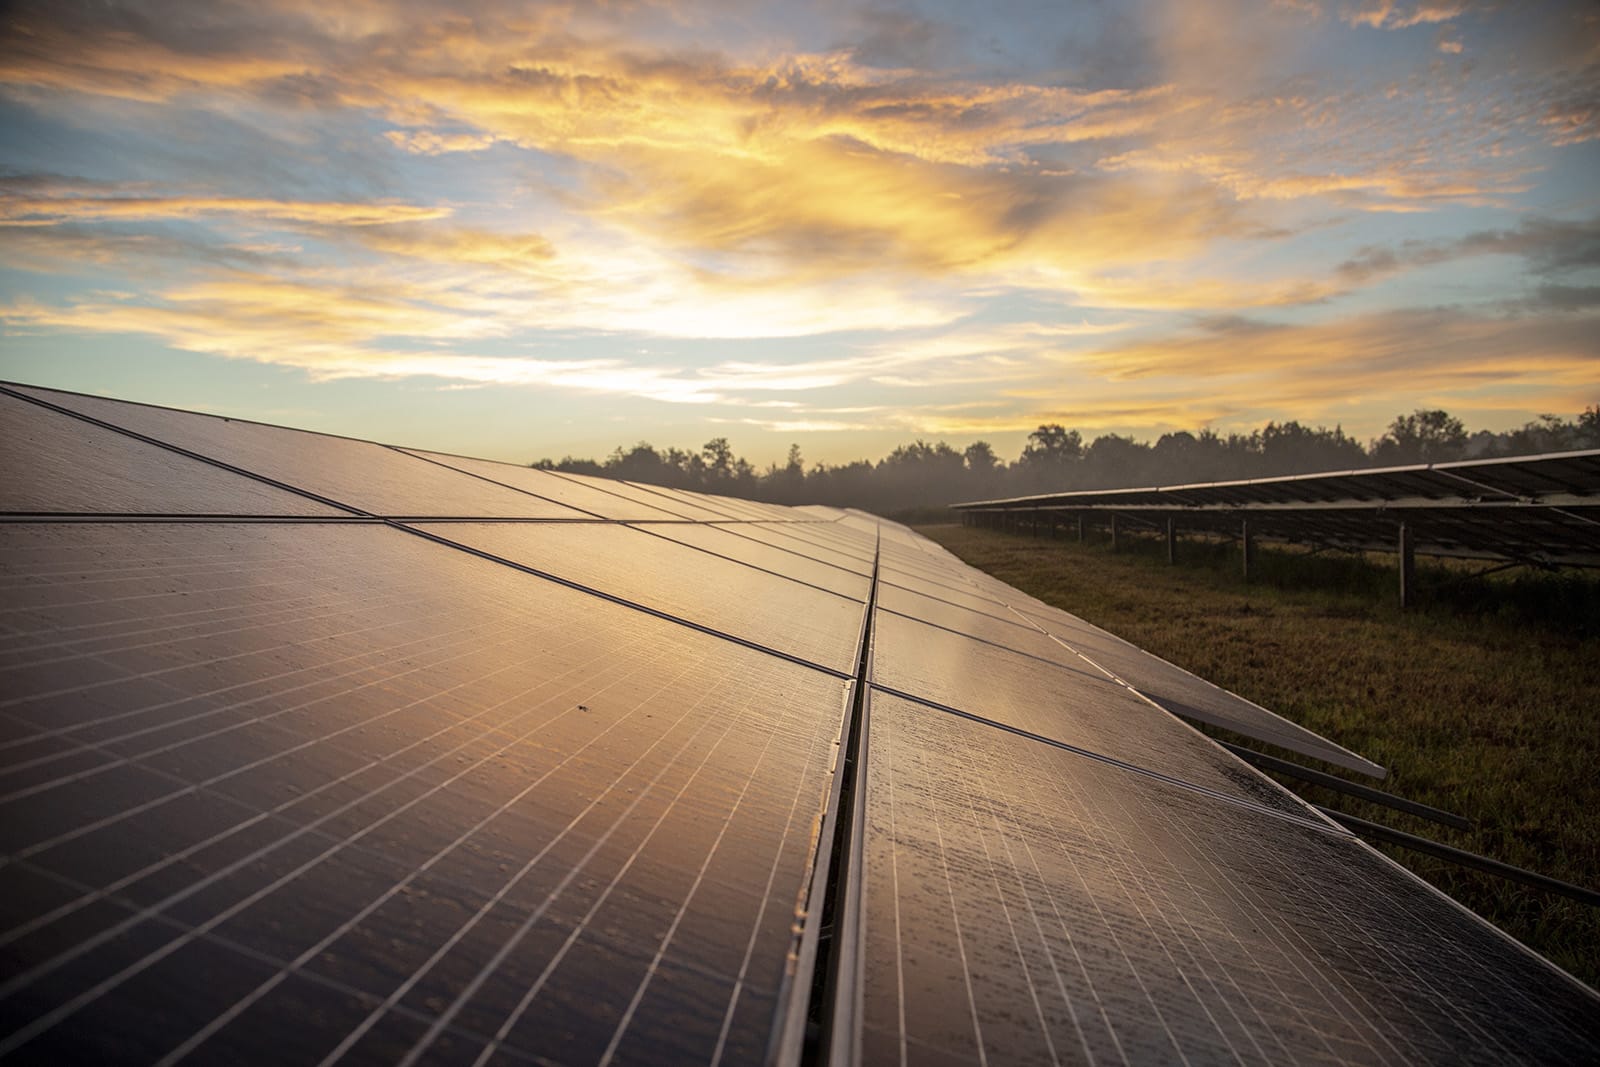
2;1;1597;468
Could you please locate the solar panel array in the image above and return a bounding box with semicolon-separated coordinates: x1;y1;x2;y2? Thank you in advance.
2;382;1597;1065
953;451;1600;568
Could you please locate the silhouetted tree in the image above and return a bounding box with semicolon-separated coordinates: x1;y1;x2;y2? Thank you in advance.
532;404;1593;516
1372;409;1468;465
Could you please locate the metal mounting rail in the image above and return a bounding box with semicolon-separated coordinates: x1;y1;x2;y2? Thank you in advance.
1317;808;1600;907
1220;742;1470;831
773;534;879;1067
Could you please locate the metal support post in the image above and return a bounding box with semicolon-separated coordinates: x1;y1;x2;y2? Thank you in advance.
1076;515;1085;543
1241;519;1254;581
1031;508;1039;537
1399;521;1415;609
1166;517;1177;565
1109;514;1120;552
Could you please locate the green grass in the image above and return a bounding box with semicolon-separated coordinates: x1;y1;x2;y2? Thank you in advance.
916;522;1600;989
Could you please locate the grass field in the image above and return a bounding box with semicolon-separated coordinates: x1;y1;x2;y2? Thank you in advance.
915;521;1600;990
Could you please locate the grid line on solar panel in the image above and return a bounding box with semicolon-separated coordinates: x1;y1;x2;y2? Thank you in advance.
1002;599;1386;776
8;384;593;520
625;523;872;602
870;612;1324;822
612;523;868;605
857;696;1600;1066
0;523;851;1062
400;522;862;676
0;391;348;518
868;682;1334;831
145;653;835;1066
1;854;540;1065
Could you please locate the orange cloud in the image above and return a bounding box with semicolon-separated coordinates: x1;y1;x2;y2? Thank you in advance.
0;193;449;227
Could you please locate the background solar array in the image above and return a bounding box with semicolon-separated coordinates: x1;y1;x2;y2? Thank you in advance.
2;382;1596;1065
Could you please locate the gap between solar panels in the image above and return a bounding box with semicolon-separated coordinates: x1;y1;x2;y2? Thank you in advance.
771;533;879;1067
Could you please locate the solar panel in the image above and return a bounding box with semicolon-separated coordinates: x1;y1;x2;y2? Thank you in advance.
952;450;1600;567
0;392;340;517
1011;599;1386;776
0;522;848;1063
3;382;1595;1065
397;450;688;521
10;385;588;520
870;613;1321;822
852;693;1600;1064
716;523;877;576
404;522;865;674
630;523;873;602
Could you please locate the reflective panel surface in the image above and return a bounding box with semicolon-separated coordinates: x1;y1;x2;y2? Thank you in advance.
399;450;686;520
871;611;1318;820
13;386;587;519
0;393;339;516
410;522;865;674
859;694;1600;1066
0;523;848;1064
632;523;872;602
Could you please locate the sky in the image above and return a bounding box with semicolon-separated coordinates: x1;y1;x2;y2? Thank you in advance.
0;0;1596;467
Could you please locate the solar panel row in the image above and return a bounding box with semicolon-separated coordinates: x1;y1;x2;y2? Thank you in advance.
952;450;1600;568
1;382;1596;1065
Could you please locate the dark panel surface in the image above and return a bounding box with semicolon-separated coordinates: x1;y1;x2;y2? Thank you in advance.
0;523;848;1064
409;522;864;674
1011;598;1384;776
631;523;872;602
858;695;1600;1066
702;523;876;577
871;612;1317;821
399;450;686;520
0;393;339;517
12;386;586;519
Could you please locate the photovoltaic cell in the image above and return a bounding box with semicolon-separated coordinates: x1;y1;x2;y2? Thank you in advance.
0;393;340;517
857;694;1600;1065
11;385;588;519
407;522;865;674
0;522;848;1063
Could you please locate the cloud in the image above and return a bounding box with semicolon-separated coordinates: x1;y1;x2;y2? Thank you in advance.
1335;214;1600;282
1077;307;1600;394
0;190;449;227
1340;1;1468;30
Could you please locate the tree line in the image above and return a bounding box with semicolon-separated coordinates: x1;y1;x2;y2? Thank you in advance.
533;407;1600;515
